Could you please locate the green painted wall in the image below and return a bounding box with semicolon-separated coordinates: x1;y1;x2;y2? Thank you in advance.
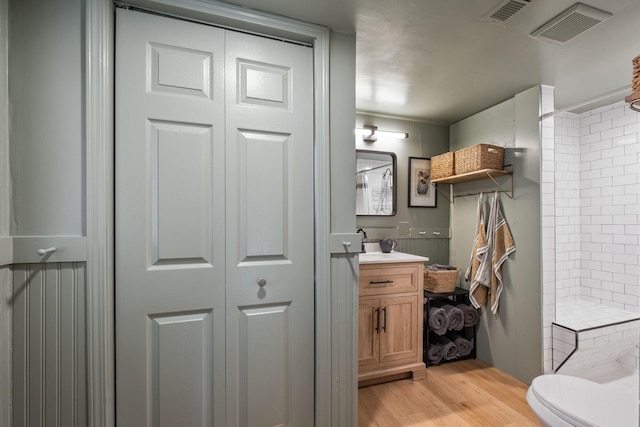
449;86;543;384
355;114;450;242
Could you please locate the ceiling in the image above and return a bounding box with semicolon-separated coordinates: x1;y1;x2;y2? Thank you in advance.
224;0;640;124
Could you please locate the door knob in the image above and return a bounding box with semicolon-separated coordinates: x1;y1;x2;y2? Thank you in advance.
257;277;267;287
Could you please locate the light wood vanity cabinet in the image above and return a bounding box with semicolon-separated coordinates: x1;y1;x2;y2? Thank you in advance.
358;256;427;384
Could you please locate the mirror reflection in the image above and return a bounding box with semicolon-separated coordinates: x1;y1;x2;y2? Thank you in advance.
356;150;396;216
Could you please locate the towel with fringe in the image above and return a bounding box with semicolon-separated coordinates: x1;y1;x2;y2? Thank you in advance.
435;335;458;360
428;306;449;335
442;304;464;331
456;303;480;327
489;193;516;314
447;332;473;357
467;193;491;308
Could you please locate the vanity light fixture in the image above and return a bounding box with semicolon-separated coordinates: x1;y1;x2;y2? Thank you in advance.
625;54;640;112
356;125;409;142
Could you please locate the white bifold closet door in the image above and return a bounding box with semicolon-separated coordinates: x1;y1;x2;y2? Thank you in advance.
115;9;314;426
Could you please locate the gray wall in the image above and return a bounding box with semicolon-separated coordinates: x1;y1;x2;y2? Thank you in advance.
449;86;543;384
0;0;11;425
0;0;8;238
355;114;450;260
331;32;357;235
328;30;359;426
9;0;84;236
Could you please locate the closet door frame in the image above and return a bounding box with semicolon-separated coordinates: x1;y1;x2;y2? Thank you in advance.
85;0;331;426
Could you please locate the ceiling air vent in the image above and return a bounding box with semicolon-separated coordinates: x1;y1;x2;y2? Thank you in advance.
485;0;533;22
530;3;612;44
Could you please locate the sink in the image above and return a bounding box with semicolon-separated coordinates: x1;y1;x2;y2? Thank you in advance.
358;251;429;264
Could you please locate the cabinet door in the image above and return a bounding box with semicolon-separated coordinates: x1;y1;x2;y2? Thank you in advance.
379;295;419;364
358;298;380;366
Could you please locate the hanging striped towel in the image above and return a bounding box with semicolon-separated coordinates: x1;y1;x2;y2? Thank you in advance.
467;194;491;308
489;193;516;314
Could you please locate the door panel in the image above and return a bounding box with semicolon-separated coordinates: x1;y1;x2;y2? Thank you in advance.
149;42;213;98
151;310;214;427
237;130;288;259
115;10;226;426
225;31;314;426
151;120;213;264
239;304;291;426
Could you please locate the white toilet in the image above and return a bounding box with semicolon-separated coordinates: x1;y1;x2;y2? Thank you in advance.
526;374;638;427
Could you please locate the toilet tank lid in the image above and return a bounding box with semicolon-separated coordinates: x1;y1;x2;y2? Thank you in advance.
531;375;637;427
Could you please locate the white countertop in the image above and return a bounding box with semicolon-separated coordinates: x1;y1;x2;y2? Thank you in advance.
358;251;429;265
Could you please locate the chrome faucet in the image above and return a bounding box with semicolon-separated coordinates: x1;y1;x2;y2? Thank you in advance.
356;228;367;253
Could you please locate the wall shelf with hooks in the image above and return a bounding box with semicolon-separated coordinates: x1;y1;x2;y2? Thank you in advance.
432;167;513;203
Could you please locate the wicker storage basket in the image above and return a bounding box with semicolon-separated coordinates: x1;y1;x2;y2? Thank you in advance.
454;144;504;175
431;152;455;180
424;266;460;293
626;54;640;111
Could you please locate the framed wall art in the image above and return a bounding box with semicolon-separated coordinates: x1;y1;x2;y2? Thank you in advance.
408;157;436;208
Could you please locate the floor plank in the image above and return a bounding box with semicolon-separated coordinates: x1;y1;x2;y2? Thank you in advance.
358;359;541;426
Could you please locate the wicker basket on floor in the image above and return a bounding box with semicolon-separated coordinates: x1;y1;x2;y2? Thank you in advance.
454;144;504;175
424;266;460;293
431;152;455;180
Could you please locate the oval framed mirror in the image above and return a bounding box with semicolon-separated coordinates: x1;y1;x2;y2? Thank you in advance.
356;150;397;216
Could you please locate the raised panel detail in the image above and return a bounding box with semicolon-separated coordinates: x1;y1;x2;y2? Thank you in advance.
149;311;214;427
237;130;290;261
149;42;213;98
238;303;291;427
150;120;213;266
238;60;290;108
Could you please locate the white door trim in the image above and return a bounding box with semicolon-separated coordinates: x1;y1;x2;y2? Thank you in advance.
85;1;331;426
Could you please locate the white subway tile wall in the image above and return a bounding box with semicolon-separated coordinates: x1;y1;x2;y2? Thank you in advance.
550;99;640;373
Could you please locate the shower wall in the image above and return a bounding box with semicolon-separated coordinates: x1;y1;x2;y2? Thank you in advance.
546;99;640;373
555;101;640;310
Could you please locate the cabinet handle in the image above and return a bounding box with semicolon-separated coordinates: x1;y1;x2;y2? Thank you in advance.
382;307;387;332
369;280;394;285
375;308;380;333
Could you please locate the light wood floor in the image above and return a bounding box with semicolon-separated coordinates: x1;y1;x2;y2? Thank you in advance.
358;359;541;426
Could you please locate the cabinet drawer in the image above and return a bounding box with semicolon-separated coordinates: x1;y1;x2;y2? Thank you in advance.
359;264;421;296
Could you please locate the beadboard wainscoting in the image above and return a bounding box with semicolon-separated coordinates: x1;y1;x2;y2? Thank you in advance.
395;236;449;266
356;227;450;265
330;253;359;425
12;262;87;426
